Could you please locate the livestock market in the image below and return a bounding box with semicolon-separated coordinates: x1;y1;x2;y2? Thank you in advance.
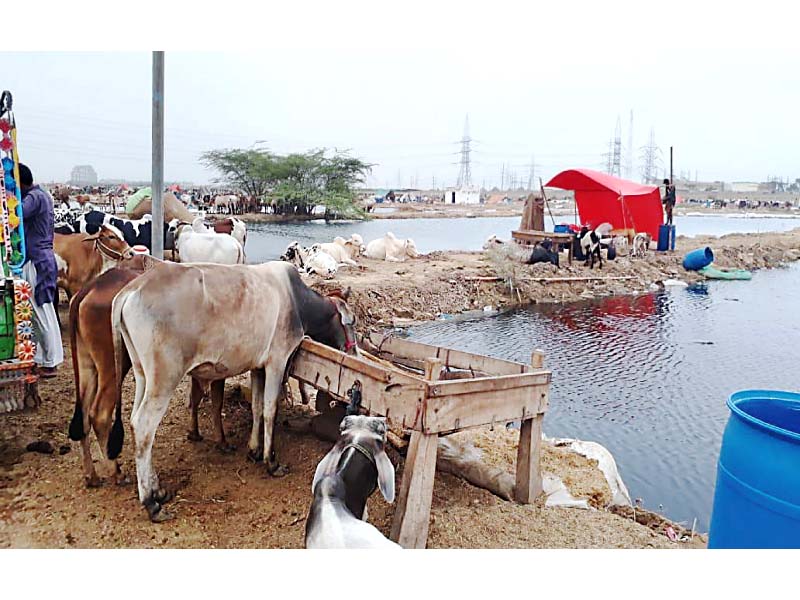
3;45;800;554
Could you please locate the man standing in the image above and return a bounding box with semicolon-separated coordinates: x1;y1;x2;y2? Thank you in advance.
662;178;676;226
19;164;63;377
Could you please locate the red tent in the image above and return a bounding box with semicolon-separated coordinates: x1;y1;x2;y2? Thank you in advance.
545;168;663;239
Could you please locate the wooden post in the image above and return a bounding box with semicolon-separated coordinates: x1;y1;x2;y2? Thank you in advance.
390;358;442;548
514;350;545;504
151;51;165;260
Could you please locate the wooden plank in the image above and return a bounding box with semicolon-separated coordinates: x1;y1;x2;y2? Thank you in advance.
390;430;439;548
290;347;427;431
299;339;394;383
514;416;544;503
515;350;545;503
424;383;549;434
428;370;551;398
368;333;530;376
511;230;573;244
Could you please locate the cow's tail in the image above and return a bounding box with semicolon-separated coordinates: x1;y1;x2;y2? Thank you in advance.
68;292;86;441
107;289;132;459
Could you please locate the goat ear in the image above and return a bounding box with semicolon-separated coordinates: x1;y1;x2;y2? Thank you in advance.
375;449;396;504
311;444;342;494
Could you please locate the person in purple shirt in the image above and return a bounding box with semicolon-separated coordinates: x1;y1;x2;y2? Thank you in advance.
19;163;63;377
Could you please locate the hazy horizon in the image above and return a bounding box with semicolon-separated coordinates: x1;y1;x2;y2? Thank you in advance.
5;48;799;189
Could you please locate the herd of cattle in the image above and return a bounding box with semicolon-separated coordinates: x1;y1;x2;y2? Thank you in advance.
48;205;423;548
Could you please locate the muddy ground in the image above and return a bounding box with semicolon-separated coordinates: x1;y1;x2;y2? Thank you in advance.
309;228;800;333
1;297;706;549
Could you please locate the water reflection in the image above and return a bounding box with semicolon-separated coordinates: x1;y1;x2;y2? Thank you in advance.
406;263;800;531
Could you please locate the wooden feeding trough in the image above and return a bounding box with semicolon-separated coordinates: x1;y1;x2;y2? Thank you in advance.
289;332;551;549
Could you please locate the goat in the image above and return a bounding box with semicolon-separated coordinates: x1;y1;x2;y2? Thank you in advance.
304;415;399;549
578;226;603;269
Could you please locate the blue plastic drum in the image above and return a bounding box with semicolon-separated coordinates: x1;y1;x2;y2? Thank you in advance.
682;247;714;271
708;390;800;548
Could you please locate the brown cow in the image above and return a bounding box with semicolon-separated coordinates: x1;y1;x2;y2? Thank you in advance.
67;256;232;488
54;226;134;298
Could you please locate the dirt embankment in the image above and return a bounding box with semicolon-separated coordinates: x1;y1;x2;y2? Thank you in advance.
309;228;800;332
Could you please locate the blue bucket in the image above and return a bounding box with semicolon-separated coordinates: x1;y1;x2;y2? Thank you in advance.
682;247;714;271
708;390;800;548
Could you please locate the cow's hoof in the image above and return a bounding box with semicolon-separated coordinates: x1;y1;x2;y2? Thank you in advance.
152;488;174;505
267;462;289;478
85;475;103;488
145;501;175;523
217;442;237;454
247;449;263;463
187;431;203;442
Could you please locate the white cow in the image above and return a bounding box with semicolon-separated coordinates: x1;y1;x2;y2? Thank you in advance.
365;232;420;262
175;218;245;264
316;241;360;266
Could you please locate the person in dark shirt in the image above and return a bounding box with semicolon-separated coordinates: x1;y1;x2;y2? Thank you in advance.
662;178;676;225
19;163;63;377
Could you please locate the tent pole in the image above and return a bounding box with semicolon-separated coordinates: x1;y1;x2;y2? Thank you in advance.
538;177;556;229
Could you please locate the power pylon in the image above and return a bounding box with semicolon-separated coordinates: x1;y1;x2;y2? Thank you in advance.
625;110;634;179
612;116;622;177
456;115;473;188
639;127;663;184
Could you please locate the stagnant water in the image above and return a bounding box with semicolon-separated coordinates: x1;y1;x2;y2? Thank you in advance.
403;262;800;532
243;214;800;262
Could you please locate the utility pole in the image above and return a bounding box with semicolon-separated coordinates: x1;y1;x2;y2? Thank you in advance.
626;109;634;179
501;163;505;190
151;51;164;260
455;115;473;188
527;154;536;190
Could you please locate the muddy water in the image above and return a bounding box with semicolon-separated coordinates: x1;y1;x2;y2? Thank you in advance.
243;215;800;262
404;262;800;532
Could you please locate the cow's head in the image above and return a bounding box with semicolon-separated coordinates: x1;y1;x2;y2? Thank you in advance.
311;415;395;506
84;225;134;262
404;238;420;258
326;287;358;355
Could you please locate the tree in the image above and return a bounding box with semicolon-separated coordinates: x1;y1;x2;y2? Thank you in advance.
201;147;372;218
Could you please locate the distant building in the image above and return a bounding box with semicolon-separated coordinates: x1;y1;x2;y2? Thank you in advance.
444;187;480;204
70;165;98;186
729;182;759;193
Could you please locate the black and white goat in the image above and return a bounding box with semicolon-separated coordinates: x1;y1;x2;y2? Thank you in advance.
304;415;399;549
578;226;603;269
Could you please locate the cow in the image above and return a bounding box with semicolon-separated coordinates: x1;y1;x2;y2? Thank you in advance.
364;232;420;262
174;218;246;264
578;226;602;269
110;261;358;521
67;256;232;488
57;210;183;255
206;216;247;248
281;242;338;278
54;226;135;299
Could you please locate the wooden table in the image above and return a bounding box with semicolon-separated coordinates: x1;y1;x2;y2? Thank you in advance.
289;335;551;548
512;229;574;264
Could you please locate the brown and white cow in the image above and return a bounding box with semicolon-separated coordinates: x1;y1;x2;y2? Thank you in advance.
54;225;134;298
110;260;357;521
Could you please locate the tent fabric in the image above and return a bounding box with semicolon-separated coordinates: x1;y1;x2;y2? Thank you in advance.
545;168;663;239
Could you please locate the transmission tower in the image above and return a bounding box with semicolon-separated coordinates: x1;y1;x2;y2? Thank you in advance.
639;127;663;184
527;154;536;190
456;115;473;188
612;116;622;177
625;110;634;179
603;139;613;174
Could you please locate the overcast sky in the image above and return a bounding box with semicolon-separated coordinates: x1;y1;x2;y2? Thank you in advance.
5;42;799;189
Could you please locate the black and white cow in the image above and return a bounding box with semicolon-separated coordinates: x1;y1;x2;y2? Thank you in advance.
578;226;603;269
55;210;180;253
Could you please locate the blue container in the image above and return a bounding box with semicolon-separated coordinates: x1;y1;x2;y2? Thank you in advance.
554;224;570;234
682;247;714;271
708;390;800;548
657;224;676;251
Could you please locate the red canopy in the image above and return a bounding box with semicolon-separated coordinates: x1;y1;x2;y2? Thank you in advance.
545;168;663;238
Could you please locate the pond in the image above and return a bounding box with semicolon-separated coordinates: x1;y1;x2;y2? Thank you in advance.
403;262;800;532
